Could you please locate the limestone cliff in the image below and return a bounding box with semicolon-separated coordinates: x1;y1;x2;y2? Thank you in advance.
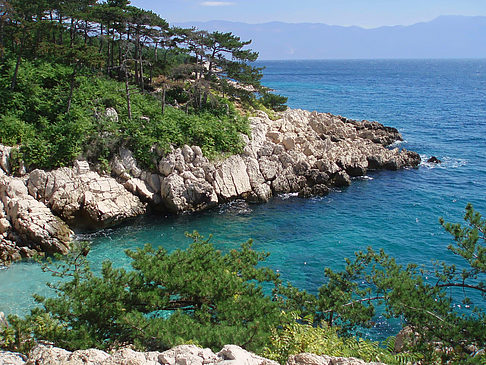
0;109;420;264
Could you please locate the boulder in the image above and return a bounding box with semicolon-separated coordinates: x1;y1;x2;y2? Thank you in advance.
0;175;72;255
0;311;7;329
119;147;142;178
103;348;157;365
26;167;145;228
213;155;252;200
0;144;12;175
104;107;119;123
217;345;279;365
287;353;385;365
159;344;217;365
26;345;71;364
427;156;441;164
74;160;90;175
0;352;26;365
69;348;111;364
15;344;390;365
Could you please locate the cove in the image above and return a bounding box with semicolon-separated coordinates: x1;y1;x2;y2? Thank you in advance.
1;59;485;341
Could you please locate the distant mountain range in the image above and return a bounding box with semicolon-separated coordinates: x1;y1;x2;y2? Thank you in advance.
175;16;486;60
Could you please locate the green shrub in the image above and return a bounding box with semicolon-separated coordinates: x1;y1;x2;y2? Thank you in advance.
0;57;250;171
0;114;35;146
262;313;422;365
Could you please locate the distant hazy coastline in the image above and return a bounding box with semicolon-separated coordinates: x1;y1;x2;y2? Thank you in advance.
176;16;486;60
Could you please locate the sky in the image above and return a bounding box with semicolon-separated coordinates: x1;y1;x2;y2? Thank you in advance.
129;0;486;28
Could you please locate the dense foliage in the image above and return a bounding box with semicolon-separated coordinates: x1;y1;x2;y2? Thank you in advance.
0;203;484;363
262;313;422;365
0;0;286;170
1;234;282;354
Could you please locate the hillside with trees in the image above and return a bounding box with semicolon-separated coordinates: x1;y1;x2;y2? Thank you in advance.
0;0;286;171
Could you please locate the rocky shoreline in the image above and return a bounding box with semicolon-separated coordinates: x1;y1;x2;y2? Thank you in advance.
0;343;386;365
0;108;420;264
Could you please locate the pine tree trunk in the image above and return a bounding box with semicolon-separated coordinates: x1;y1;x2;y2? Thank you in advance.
84;21;88;44
50;11;56;43
110;28;115;74
58;14;63;45
106;23;111;75
124;66;132;120
134;29;140;85
10;36;24;90
70;17;75;47
139;50;144;91
0;17;4;59
118;31;122;69
99;23;104;53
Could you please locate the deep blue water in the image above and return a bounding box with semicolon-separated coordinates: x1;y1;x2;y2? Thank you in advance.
1;59;485;339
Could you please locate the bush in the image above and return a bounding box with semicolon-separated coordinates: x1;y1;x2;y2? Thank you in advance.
260;93;288;112
262;313;422;365
0;57;250;171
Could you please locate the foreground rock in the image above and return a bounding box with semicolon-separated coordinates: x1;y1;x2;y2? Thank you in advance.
0;109;420;263
0;344;384;365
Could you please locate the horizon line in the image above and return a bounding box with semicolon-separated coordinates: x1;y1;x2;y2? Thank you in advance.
172;14;485;31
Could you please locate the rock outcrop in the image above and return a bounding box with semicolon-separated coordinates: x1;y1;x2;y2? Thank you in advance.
0;344;384;365
0;109;420;264
0;175;72;261
1;164;145;262
27;165;146;228
111;109;420;214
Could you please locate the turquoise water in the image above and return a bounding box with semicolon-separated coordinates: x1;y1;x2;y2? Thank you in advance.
1;60;485;339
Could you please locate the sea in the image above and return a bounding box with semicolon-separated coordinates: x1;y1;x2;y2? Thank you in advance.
1;59;485;340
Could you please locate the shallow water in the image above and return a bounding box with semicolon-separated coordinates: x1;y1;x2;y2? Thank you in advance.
1;59;485;339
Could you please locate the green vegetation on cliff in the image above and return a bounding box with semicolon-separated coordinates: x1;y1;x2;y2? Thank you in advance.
1;205;484;363
0;0;287;171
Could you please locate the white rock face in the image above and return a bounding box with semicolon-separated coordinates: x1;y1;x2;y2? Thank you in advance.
0;145;12;175
217;344;278;365
0;175;72;257
4;344;385;365
112;110;419;214
27;167;146;227
287;353;385;365
0;109;420;263
0;351;26;365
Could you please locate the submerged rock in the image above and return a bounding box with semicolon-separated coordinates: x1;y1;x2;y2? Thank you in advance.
427;156;442;164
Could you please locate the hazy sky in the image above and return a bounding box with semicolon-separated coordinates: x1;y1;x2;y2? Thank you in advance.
129;0;486;28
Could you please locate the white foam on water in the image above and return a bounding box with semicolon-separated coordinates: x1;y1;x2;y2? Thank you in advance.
389;140;407;148
218;200;252;215
419;155;468;169
353;175;374;181
279;192;299;200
